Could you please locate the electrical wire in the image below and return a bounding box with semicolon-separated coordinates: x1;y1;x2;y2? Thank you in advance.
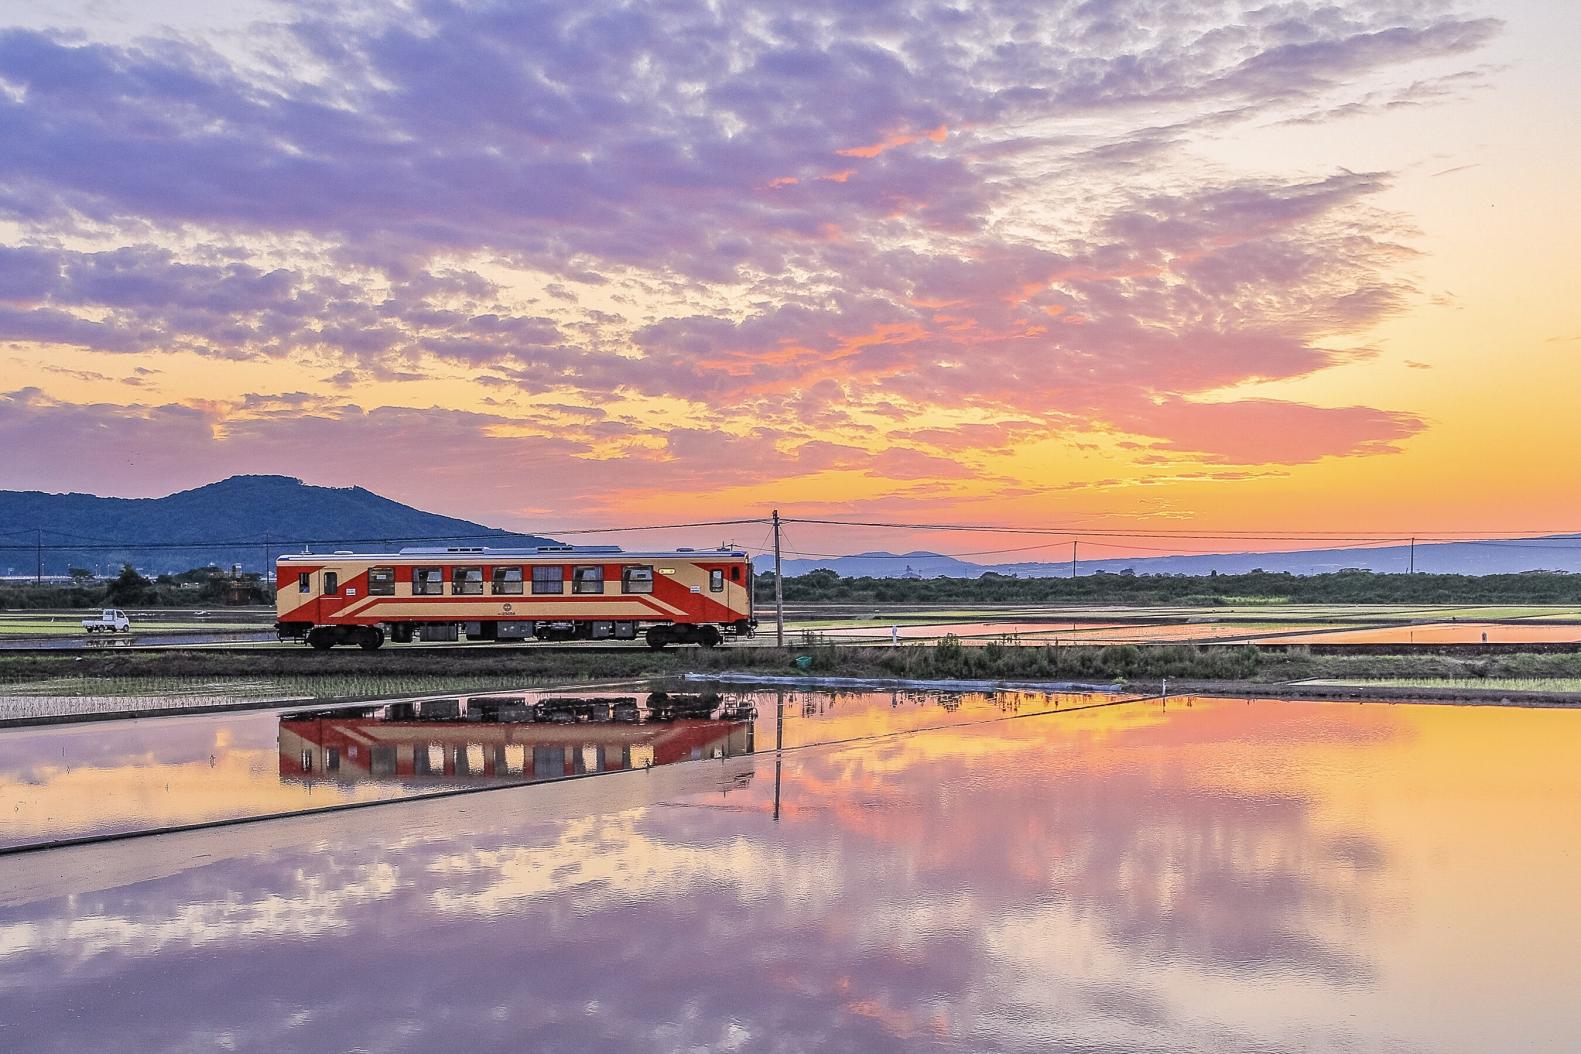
782;516;1577;542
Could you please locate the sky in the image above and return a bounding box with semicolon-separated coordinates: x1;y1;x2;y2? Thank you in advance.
0;0;1577;557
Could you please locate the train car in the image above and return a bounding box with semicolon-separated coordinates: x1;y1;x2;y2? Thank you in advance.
275;544;755;650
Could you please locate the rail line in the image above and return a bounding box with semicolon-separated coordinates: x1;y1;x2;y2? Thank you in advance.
7;639;1581;658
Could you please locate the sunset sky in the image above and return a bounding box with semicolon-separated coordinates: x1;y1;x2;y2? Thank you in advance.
1;0;1576;557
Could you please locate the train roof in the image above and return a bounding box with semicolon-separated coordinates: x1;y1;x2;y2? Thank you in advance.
276;546;749;562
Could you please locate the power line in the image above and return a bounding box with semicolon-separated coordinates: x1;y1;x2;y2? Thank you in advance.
0;518;769;553
536;518;767;535
782;517;1577;542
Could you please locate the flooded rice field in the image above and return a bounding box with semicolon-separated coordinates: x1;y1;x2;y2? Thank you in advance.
2;686;1579;1051
1254;622;1581;645
0;686;1110;850
806;618;1581;646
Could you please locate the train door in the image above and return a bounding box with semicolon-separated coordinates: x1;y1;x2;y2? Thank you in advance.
317;569;340;623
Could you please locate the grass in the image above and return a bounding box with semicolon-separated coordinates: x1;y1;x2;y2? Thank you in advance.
1;672;572;702
4;636;1581;699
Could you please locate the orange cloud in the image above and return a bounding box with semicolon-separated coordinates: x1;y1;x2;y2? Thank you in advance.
837;124;949;159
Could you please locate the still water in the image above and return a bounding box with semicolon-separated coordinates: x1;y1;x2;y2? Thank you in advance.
0;687;1105;849
1;690;1578;1052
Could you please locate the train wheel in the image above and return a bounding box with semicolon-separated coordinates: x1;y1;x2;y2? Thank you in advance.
358;627;385;651
307;628;333;651
646;627;671;650
698;626;722;649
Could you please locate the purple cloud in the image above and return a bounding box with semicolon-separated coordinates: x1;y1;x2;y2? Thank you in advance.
0;0;1501;494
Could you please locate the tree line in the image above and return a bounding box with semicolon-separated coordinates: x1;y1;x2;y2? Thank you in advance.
8;563;1581;610
757;567;1581;605
0;564;272;608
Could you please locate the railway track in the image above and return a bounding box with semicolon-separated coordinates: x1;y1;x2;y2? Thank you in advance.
8;637;1581;659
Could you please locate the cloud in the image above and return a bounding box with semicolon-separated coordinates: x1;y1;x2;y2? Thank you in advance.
1109;398;1424;464
0;0;1501;502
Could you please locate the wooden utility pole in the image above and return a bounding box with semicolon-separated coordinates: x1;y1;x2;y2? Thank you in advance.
1070;540;1077;579
1409;536;1416;574
772;509;785;647
35;528;42;585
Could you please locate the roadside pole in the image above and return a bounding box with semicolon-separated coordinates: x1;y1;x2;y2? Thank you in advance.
772;509;785;647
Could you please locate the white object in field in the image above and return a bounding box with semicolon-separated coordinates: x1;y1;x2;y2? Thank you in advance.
81;609;130;633
892;625;899;646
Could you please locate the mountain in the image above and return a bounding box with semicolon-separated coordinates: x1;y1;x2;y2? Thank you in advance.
766;550;989;579
756;536;1581;579
0;475;560;577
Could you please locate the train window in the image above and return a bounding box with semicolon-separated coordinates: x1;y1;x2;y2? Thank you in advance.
572;565;604;594
453;567;484;595
298;572;311;594
413;743;435;776
532;565;564;594
731;566;741;581
709;569;724;592
368;567;396;596
622;565;654;594
414;567;445;595
371;746;396;776
324;571;339;596
492;566;524;595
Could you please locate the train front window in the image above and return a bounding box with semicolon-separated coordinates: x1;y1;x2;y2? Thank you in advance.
572;565;604;594
492;566;524;595
454;567;484;595
368;567;396;596
414;567;445;595
532;565;564;594
622;565;653;594
709;569;724;592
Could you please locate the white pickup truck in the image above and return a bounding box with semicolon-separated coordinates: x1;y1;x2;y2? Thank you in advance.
82;609;131;633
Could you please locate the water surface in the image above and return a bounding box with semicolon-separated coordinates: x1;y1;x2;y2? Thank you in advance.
1;693;1578;1052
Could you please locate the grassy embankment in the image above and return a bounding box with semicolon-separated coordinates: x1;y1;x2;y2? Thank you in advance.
7;638;1581;696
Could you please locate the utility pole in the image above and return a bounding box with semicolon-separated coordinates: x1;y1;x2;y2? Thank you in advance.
35;528;42;585
772;509;785;647
1409;536;1416;574
1070;540;1077;580
264;531;272;587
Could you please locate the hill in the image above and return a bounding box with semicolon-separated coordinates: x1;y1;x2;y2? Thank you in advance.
758;535;1581;579
0;475;559;577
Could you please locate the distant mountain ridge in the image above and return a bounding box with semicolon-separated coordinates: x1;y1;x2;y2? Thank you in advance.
0;475;559;577
756;535;1581;579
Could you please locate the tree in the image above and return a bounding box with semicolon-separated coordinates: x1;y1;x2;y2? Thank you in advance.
105;564;154;606
67;566;94;583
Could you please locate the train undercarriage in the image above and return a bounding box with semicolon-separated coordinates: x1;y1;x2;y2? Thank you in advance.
276;618;755;651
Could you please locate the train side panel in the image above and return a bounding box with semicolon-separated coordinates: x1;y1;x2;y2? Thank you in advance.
276;550;754;647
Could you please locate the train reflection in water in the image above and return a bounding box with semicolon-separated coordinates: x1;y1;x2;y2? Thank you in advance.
279;693;757;788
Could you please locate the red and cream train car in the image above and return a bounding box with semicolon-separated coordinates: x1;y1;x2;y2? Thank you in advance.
275;545;756;650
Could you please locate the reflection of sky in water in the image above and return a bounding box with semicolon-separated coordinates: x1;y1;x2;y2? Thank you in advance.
811;619;1581;645
0;689;1105;848
2;697;1579;1052
1255;622;1581;644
